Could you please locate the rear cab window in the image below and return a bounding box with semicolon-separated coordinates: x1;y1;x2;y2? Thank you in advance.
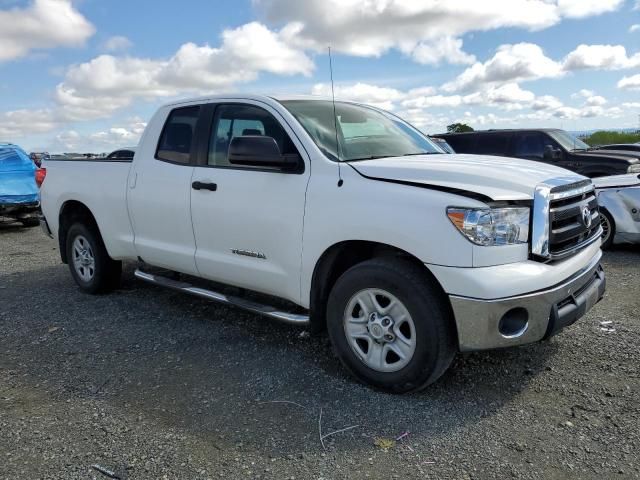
156;106;200;164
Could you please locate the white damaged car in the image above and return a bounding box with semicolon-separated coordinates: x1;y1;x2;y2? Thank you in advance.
595;174;640;248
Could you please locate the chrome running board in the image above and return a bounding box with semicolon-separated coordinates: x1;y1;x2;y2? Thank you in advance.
134;269;310;326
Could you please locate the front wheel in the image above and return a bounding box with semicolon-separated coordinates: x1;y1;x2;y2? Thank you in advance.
326;257;456;393
600;210;615;250
66;223;122;294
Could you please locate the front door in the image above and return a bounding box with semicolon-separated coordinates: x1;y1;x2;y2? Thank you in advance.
190;102;310;303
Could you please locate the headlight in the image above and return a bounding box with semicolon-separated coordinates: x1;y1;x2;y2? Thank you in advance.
628;163;640;174
447;207;530;246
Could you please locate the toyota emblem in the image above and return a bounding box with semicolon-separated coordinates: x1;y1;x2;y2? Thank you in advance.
582;206;592;228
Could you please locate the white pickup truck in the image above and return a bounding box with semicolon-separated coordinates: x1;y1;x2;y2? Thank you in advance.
40;95;606;392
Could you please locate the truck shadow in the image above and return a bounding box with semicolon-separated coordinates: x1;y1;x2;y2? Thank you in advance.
0;221;29;233
1;262;559;457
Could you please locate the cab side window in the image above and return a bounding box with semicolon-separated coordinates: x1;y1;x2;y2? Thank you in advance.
512;133;546;159
156;106;200;164
208;104;299;168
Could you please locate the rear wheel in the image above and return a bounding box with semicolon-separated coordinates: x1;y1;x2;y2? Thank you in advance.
65;223;121;294
326;257;456;393
600;210;615;250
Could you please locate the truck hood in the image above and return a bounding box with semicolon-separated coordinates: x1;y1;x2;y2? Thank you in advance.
593;174;640;190
574;150;639;163
349;154;585;201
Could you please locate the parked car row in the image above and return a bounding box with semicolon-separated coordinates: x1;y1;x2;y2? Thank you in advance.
6;94;638;392
434;129;640;178
0;143;43;227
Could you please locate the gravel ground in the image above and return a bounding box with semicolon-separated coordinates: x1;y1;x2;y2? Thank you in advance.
0;224;638;480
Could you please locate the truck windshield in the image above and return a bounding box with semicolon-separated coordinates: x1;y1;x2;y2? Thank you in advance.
280;100;442;162
548;130;590;152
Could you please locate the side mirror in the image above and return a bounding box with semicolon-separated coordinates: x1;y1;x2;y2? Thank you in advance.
228;136;300;171
543;145;562;160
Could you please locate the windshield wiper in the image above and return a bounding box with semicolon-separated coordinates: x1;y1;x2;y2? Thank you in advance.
346;152;441;162
345;155;392;162
402;152;441;156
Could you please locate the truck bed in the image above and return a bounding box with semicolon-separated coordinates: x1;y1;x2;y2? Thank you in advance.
40;158;137;260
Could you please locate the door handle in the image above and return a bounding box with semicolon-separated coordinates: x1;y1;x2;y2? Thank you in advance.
192;181;217;192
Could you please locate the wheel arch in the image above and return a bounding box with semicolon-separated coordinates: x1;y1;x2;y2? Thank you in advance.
308;240;454;335
599;206;616;246
58;200;101;264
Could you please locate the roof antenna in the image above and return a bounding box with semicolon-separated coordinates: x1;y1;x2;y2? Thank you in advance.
329;46;344;187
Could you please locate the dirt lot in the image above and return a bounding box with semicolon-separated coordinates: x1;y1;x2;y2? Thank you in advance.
0;224;638;480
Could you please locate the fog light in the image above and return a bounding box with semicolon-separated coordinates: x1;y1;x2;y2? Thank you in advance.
499;308;529;338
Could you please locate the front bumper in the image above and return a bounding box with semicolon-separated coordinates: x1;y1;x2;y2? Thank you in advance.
448;254;606;352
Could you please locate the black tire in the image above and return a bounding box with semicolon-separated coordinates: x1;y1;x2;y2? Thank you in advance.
65;222;122;294
326;257;456;393
19;217;40;228
600;210;615;250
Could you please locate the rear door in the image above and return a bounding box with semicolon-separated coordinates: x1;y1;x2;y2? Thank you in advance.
190;101;310;303
127;105;202;274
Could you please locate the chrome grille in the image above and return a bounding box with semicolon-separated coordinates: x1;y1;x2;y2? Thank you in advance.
531;178;603;261
548;188;600;256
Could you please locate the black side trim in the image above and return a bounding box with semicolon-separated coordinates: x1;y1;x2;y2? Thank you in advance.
347;164;494;203
44;158;132;163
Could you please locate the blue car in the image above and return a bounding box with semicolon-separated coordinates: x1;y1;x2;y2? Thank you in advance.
0;143;41;227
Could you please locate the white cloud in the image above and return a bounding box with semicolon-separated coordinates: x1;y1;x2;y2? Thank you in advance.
585;95;607;106
409;37;476;66
556;0;624;18
103;36;133;52
442;43;563;92
485;83;535;104
404;83;536;111
256;0;623;67
444;42;640;92
0;21;315;137
630;24;640;33
0;0;95;62
618;73;640;90
622;102;640;108
532;95;563;110
563;44;640;70
88;119;146;148
551;105;622;119
403;94;464;109
55;22;314;121
311;82;405;110
572;89;595;99
0;108;57;137
51;118;147;152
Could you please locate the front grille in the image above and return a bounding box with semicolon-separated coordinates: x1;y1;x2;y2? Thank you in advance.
548;184;601;257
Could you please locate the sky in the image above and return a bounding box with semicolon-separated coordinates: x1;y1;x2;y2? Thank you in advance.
0;0;639;153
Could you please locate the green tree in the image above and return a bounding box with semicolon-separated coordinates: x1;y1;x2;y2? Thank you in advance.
447;123;474;133
582;130;640;146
